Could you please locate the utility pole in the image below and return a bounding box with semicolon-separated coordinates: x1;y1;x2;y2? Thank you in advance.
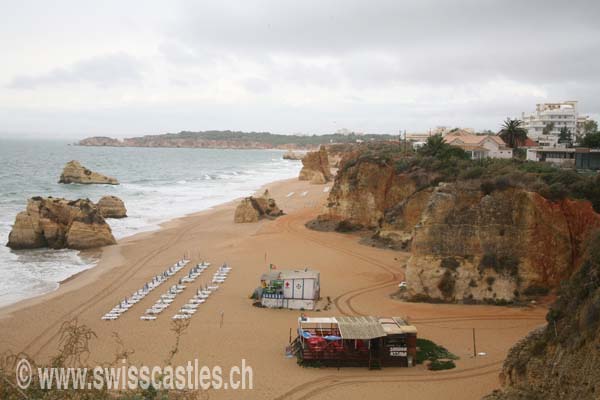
399;129;402;152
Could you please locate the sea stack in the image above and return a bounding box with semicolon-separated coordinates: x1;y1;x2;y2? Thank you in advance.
298;147;332;184
96;196;127;218
7;197;116;250
234;189;283;223
59;160;119;185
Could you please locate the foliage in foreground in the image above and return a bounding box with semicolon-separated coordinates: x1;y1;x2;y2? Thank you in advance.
0;318;204;400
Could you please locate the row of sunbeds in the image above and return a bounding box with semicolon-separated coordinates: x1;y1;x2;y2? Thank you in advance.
172;263;232;320
101;259;189;321
141;262;210;321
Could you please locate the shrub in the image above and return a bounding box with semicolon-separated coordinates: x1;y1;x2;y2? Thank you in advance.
479;253;520;277
523;285;550;297
416;338;459;364
546;182;568;201
486;276;496;286
499;255;520;277
440;257;460;271
480;180;495;195
479;253;498;271
460;166;485;180
428;360;456;370
437;270;456;298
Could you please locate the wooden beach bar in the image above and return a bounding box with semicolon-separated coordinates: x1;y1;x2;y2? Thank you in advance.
291;316;417;369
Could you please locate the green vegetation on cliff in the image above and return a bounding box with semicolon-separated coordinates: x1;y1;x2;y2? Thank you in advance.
79;131;400;148
340;139;600;212
485;234;600;400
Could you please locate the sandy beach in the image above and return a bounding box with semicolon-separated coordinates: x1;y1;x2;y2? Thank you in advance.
0;177;547;400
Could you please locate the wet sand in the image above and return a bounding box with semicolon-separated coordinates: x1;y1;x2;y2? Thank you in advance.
0;178;546;399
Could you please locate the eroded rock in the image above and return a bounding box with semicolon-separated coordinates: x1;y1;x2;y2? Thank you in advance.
234;190;283;223
299;148;332;184
96;196;127;218
7;197;116;250
59;160;119;185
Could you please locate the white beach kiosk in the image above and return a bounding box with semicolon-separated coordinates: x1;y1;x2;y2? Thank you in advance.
260;269;320;310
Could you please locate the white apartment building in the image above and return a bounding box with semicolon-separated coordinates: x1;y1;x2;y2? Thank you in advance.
521;101;589;147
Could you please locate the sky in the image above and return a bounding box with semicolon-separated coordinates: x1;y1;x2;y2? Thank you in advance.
1;0;599;139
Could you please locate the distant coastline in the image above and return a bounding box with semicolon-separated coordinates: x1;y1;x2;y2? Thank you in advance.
76;130;398;150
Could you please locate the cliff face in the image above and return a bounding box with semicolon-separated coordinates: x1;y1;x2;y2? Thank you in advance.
318;158;433;229
484;238;600;400
403;183;600;302
314;156;600;302
7;197;116;250
298;148;332;184
77;137;122;146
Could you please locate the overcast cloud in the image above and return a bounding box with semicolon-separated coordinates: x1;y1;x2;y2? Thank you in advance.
1;0;599;139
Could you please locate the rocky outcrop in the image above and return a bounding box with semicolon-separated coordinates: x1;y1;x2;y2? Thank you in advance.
234;190;283;223
484;237;600;400
77;132;324;150
283;151;304;160
402;182;600;303
314;157;434;230
77;136;122;147
59;160;119;185
7;197;116;250
96;196;127;218
298;148;332;184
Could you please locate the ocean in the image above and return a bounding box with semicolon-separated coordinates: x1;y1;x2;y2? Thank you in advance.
0;139;302;307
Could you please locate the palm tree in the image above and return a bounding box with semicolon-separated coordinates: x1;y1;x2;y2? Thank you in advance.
499;118;528;149
419;134;446;157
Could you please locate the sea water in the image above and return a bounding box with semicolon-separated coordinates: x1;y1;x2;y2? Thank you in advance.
0;139;302;307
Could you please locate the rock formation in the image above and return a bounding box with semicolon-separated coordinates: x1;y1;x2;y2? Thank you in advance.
77;136;122;147
298;148;332;184
234;190;283;223
312;153;600;303
402;182;600;303
313;157;434;230
96;196;127;218
283;151;304;160
59;160;119;185
484;236;600;399
7;197;116;250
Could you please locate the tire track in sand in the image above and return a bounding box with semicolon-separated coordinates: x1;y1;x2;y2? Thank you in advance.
281;212;402;316
275;211;545;400
24;219;199;358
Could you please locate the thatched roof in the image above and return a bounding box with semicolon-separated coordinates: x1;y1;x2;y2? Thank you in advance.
336;316;387;339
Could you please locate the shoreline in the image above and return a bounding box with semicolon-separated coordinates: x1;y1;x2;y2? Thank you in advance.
0;176;297;316
0;176;548;400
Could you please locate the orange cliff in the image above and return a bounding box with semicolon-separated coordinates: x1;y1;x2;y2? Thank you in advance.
311;155;600;303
